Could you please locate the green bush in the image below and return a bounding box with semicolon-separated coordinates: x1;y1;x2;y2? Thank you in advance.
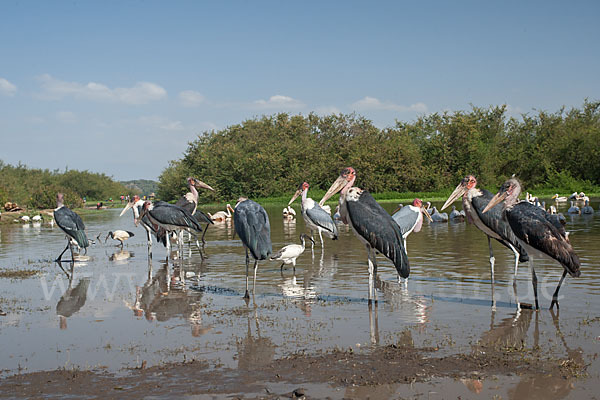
28;186;83;209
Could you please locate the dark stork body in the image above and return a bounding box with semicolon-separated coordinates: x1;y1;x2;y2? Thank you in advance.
54;193;89;262
442;175;529;284
288;182;338;248
391;198;432;254
483;178;581;310
120;195;167;256
137;201;203;259
320;167;408;303
233;198;272;298
175;177;215;246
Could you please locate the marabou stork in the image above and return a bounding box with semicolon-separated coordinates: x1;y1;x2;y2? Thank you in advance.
137;201;203;259
233;198;272;298
582;200;594;214
105;230;135;248
483;178;581;309
209;204;234;222
391;198;432;252
567;201;580;214
54;193;89;262
270;233;314;271
320;167;409;303
288;182;338;248
120;195;167;255
441;175;529;284
175;177;215;245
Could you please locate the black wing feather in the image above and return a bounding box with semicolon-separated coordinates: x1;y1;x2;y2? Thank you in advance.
150;203;203;232
54;207;89;248
347;191;409;278
392;207;419;236
507;203;580;277
305;205;338;237
234;200;272;260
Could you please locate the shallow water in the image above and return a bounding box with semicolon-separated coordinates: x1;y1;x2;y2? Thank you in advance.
1;199;599;397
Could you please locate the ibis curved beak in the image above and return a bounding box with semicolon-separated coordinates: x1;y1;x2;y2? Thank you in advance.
288;189;302;206
194;179;215;191
119;201;133;217
482;191;508;214
441;182;468;211
422;206;434;222
319;175;347;207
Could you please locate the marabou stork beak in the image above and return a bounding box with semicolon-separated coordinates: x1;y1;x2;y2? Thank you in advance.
194;179;215;191
441;182;468;211
482;191;508;214
135;207;147;227
319;175;347;207
288;189;302;206
421;206;434;222
119;201;133;217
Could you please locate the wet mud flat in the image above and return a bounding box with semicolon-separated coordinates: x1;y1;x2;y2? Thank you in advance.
0;330;588;399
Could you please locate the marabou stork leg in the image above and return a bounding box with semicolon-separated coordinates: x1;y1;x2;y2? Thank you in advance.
550;270;568;310
201;224;209;245
244;248;250;299
280;263;285;271
318;229;324;248
55;241;70;262
530;260;539;310
508;243;519;288
366;244;378;305
487;237;495;283
252;259;259;296
398;238;409;287
368;300;379;345
146;228;153;258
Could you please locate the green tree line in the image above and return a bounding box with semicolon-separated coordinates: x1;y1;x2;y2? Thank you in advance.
157;100;600;202
0;162;136;209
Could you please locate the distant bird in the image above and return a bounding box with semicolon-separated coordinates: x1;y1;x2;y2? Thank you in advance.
32;215;42;222
175;177;215;245
425;201;433;216
430;206;449;223
449;205;465;221
270;234;314;271
483;177;581;309
582;200;594;214
105;230;135;248
53;193;89;262
209;203;234;222
552;194;568;202
289;182;338;248
568;192;579;200
441;175;529;284
567;201;580;214
20;215;30;223
282;206;296;220
320;167;408;303
137;201;204;258
391;198;432;252
120;195;166;255
578;192;590;202
333;204;343;222
233;198;272;298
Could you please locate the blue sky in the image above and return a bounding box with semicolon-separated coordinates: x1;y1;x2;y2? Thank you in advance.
1;1;598;181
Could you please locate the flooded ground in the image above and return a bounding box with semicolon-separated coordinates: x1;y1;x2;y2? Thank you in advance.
0;199;599;399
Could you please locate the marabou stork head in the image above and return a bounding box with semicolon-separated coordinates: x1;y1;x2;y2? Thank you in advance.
482;178;522;213
319;167;356;206
135;201;153;226
441;175;478;210
413;198;433;222
56;193;65;208
288;182;310;206
189;177;215;191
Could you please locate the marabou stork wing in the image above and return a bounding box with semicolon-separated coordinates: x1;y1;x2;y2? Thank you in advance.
193;209;214;225
175;196;195;214
306;204;338;237
507;203;580;277
150;204;203;233
54;207;89;248
392;206;420;236
234;200;272;260
347;191;409;278
472;190;529;262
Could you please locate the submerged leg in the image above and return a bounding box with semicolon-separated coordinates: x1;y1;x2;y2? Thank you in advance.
55;241;70;262
550;270;568;310
252;260;259;296
530;260;539;310
366;244;377;305
487;236;495;283
201;224;209;245
244;248;250;299
319;229;324;248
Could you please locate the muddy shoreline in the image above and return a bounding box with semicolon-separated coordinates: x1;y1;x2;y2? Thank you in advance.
0;340;586;399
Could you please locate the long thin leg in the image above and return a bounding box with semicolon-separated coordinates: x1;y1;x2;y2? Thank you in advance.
201;224;209;245
530;260;539;310
366;244;376;305
252;260;258;296
319;229;324;248
487;236;495;283
550;270;568;310
244;248;250;299
508;243;519;285
55;241;70;262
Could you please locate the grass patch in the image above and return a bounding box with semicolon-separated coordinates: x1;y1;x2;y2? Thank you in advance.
0;268;41;279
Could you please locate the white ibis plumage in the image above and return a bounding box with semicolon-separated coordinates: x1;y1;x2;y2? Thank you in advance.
320;167;408;303
270;233;314;271
288;182;338;248
105;230;135;248
53;193;89;262
483;177;581;309
441;175;529;284
233;197;272;298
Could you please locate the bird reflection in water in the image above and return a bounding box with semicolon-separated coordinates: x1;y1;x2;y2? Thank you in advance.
108;249;134;263
56;265;90;330
236;310;275;371
375;275;430;325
